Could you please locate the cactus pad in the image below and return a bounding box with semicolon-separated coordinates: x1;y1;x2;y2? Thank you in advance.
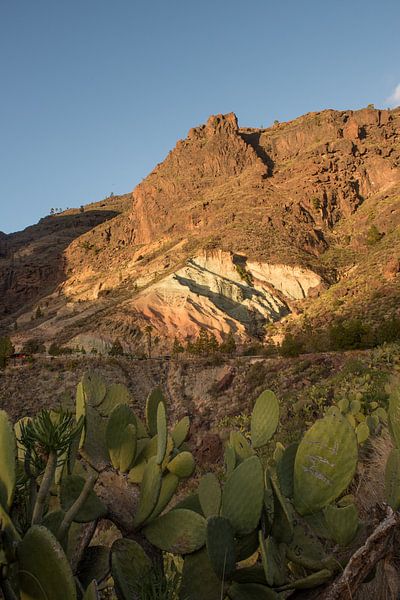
148;472;179;521
0;410;16;510
180;548;225;600
17;525;77;600
206;516;236;580
167;451;195;478
251;390;279;449
76;545;110;589
259;532;287;586
144;508;206;553
133;457;162;527
324;503;359;546
221;456;264;535
83;581;100;600
294;414;358;515
230;431;254;462
146;387;166;437
199;473;221;517
385;447;400;509
156;401;167;465
227;582;278;599
172;416;190;448
276;442;298;498
106;404;137;472
111;538;152;600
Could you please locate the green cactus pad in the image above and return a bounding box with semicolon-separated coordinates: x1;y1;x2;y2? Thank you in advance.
172;416;190;448
148;472;179;521
111;538;152;600
83;581;100;600
128;460;147;484
0;410;16;510
324;503;359;546
385;447;400;509
235;529;259;562
156;401;167;465
172;493;204;515
278;568;333;591
199;473;221;517
144;508;206;553
230;431;254;462
227;582;278;599
206;516;236;580
270;473;293;543
276;442;298;498
224;444;236;476
180;548;224;600
81;371;107;408
76;545;110;589
60;475;106;523
42;510;65;541
259;532;287;587
294;414;358;515
355;421;370;444
286;523;333;571
17;525;77;600
106;404;137;472
251;390;279;449
133;457;162;527
221;456;264;535
80;405;110;470
146;387;166;437
99;383;131;417
232;565;267;585
167;451;195;478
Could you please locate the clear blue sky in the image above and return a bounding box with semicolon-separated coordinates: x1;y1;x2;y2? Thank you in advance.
1;0;399;233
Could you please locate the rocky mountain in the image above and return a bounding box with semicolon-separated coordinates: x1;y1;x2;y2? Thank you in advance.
1;106;400;353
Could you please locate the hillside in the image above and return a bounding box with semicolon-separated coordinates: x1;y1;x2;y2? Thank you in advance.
1;107;400;354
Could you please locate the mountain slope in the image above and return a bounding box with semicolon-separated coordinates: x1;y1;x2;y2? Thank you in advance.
1;107;400;352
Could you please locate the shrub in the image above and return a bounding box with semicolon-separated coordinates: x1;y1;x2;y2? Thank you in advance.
22;338;46;354
109;339;124;356
366;224;384;246
329;319;373;351
0;336;14;367
280;333;304;357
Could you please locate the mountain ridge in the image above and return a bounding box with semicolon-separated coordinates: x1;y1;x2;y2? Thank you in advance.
1;106;400;353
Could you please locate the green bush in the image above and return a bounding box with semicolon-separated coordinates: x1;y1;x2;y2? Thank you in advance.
280;333;304;357
21;338;46;355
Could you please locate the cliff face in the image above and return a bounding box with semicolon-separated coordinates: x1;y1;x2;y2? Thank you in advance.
1;107;400;350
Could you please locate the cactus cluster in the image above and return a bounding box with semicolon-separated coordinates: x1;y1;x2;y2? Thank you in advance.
0;370;395;599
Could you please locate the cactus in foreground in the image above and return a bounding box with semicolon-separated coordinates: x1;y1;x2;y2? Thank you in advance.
0;370;394;599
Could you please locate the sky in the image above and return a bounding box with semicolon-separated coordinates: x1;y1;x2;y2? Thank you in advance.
1;0;400;234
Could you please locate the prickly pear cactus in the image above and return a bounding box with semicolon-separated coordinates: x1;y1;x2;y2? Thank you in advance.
172;416;190;448
0;410;16;510
144;508;206;554
251;390;279;449
180;547;224;600
17;525;77;600
294;414;358;515
167;451;195;478
148;472;179;521
221;456;264;535
156;401;167;465
199;473;221;517
206;516;236;579
111;538;152;600
106;404;137;472
133;457;162;527
145;387;166;437
324;503;359;546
